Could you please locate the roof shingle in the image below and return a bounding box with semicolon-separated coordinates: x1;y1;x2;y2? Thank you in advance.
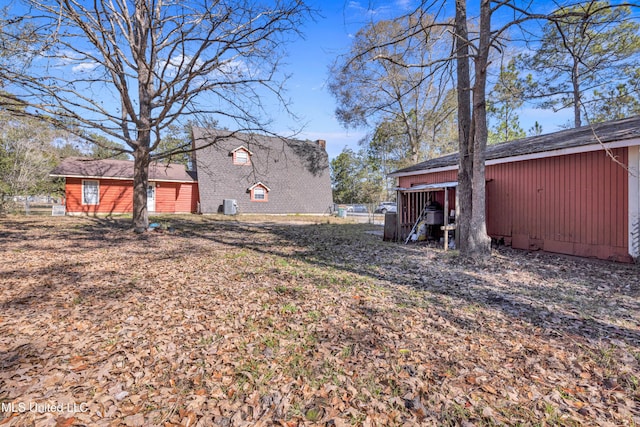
50;157;196;182
391;115;640;176
192;128;333;214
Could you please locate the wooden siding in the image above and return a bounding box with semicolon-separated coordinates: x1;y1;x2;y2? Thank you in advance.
66;178;133;214
399;170;458;188
177;183;199;213
65;178;198;215
398;148;631;262
486;148;629;261
155;184;176;213
397;170;457;239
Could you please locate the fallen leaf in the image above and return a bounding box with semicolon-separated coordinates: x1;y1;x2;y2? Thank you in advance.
55;417;76;427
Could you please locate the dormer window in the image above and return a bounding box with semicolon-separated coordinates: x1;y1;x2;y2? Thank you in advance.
254;187;266;200
231;146;252;165
235;150;249;164
248;182;270;202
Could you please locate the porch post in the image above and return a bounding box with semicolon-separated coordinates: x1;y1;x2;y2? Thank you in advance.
444;187;449;250
396;189;402;242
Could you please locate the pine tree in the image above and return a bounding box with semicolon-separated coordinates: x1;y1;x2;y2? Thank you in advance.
522;1;640;127
488;60;526;144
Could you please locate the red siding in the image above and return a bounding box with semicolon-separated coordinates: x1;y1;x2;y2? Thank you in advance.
399;170;458;211
487;149;629;261
65;178;198;215
176;183;199;213
155;184;176;213
398;170;458;238
66;178;134;214
191;183;199;213
398;148;631;262
400;170;458;187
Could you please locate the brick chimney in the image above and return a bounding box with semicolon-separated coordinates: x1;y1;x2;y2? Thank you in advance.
316;139;326;150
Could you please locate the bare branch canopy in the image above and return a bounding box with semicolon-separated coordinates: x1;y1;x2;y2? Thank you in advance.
0;0;313;230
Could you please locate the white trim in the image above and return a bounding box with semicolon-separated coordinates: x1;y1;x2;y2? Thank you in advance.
233;149;250;165
396;181;458;192
50;174;194;183
629;146;640;259
248;181;271;192
389;164;457;178
230;145;254;155
147;183;156;212
81;179;100;205
486;138;640;166
253;187;266;200
390;138;640;178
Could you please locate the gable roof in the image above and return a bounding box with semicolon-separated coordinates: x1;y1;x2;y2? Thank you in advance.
192;128;333;214
50;157;196;182
230;146;253;155
391;115;640;177
248;182;271;192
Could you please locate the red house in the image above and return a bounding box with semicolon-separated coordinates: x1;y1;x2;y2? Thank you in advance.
390;116;640;262
50;158;198;215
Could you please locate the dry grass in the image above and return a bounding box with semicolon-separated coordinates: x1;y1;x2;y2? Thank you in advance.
0;215;638;426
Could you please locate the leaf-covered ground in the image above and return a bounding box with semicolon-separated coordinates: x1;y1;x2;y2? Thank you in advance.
0;215;638;427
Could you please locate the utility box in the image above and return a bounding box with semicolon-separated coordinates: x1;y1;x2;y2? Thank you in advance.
51;205;66;216
223;199;237;215
425;210;444;225
383;213;397;241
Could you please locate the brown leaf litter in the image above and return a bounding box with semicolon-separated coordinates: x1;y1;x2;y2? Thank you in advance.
0;215;638;426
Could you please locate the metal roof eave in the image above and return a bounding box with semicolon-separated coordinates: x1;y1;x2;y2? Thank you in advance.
395;181;458;192
389;137;640;178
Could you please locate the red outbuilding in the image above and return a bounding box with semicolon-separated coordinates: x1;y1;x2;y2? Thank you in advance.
50;157;198;215
390;116;640;262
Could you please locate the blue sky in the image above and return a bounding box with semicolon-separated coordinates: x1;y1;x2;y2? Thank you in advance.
5;0;578;160
270;0;398;160
270;0;576;160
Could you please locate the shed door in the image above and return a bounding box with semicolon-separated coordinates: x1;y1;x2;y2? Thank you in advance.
147;184;156;212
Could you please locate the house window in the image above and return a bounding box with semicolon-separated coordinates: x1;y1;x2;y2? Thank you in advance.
234;149;250;165
82;180;99;205
254;187;266;200
249;183;269;202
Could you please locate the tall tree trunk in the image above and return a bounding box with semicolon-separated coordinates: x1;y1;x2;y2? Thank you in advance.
467;0;492;257
409;132;420;164
572;58;582;127
455;0;473;253
132;0;153;232
133;145;150;232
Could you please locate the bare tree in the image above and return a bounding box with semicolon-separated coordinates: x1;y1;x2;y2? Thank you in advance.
328;10;456;165
454;0;563;257
457;0;498;256
327;0;517;257
454;0;475;257
0;6;35;73
440;0;639;257
0;0;311;231
342;0;637;258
